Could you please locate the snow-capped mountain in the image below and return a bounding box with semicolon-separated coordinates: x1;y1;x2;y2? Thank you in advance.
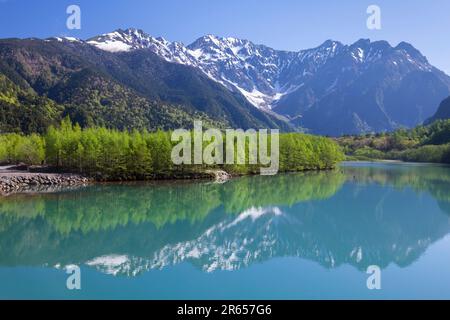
86;28;450;134
87;28;196;65
88;28;338;109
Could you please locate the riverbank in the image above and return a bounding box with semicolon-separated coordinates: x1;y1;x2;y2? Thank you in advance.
336;120;450;164
0;165;234;195
0;120;344;188
0;166;92;195
0;121;344;195
0;163;346;196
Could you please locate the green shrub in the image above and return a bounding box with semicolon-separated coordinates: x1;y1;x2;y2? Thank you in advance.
353;147;386;160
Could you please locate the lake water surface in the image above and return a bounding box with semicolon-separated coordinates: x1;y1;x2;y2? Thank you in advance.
1;162;450;299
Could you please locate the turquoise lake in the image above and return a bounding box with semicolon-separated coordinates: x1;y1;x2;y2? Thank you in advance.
1;161;450;299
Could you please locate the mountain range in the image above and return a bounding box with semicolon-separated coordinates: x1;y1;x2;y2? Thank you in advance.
0;33;289;133
1;28;450;135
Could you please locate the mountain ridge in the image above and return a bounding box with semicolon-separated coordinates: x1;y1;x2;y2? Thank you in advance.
0;36;291;133
1;28;450;135
86;28;450;135
426;96;450;124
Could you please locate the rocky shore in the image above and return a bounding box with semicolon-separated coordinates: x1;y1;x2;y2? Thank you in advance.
0;165;231;195
0;166;91;195
205;170;232;183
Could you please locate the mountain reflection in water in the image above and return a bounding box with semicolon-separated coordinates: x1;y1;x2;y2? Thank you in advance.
0;162;449;277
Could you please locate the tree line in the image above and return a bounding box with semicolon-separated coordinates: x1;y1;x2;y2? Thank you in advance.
337;119;450;163
0;118;344;180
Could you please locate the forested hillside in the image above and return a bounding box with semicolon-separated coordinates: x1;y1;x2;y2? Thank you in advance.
337;119;450;163
0;38;291;134
426;96;450;124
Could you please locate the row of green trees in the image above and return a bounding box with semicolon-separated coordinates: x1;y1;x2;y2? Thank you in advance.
0;133;45;165
337;119;450;163
0;118;344;179
387;144;450;163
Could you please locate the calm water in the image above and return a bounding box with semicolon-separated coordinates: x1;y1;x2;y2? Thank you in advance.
1;161;450;299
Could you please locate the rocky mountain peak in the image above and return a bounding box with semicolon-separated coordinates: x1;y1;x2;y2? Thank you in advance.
83;28;450;134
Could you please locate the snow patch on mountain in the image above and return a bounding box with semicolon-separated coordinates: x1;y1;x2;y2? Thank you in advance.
91;40;132;52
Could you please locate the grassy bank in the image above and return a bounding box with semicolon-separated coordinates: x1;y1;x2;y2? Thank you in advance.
337;119;450;164
0;118;344;180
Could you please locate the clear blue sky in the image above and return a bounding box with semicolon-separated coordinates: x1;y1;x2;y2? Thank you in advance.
1;0;449;73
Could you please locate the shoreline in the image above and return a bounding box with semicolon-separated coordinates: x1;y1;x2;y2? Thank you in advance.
342;158;450;166
0;164;343;196
0;168;91;195
0;166;233;195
